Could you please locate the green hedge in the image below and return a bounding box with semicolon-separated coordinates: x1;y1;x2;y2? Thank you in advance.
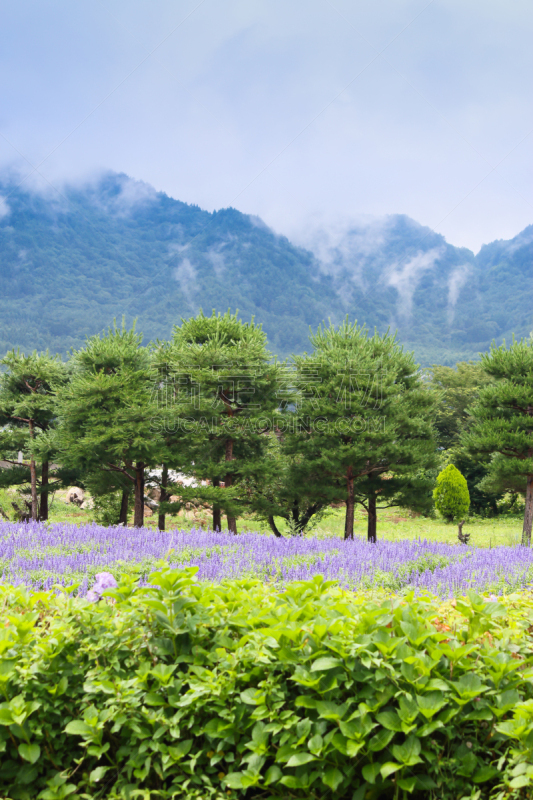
1;568;533;799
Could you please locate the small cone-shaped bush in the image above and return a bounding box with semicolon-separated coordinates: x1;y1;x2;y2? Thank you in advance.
433;464;470;522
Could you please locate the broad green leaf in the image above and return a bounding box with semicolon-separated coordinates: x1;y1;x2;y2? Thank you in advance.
368;729;394;751
168;739;193;759
240;688;264;705
264;765;282;786
295;695;317;708
310;657;343;672
90;766;110;783
308;734;323;754
64;720;92;737
346;739;364;757
452;673;489;700
392;735;422;766
322;767;343;791
381;762;402;779
280;775;304;789
473;765;499;783
224;772;244;789
18;743;40;764
397;775;417;792
362;763;381;784
286;752;316;767
376;711;403;732
417;692;447;719
398;695;419;724
316;700;348;719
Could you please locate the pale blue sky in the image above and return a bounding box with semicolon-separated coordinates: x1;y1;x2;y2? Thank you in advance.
0;0;531;250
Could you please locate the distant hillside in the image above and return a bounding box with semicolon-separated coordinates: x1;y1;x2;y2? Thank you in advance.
0;172;531;364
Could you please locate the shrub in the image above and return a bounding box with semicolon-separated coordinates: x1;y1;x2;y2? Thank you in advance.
433;463;471;521
1;567;533;799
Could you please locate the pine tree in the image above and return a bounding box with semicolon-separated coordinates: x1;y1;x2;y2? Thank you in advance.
286;320;437;541
166;311;284;533
0;351;68;520
55;324;164;528
433;464;470;522
464;337;533;545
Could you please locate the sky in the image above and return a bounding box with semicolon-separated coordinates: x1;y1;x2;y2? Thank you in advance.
0;0;532;252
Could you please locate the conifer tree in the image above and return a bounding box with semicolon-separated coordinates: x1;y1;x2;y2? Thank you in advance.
464;338;533;545
166;311;283;533
0;351;68;520
433;464;470;522
55;324;163;528
287;320;437;541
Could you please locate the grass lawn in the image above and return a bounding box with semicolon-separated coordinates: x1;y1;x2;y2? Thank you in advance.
1;485;524;547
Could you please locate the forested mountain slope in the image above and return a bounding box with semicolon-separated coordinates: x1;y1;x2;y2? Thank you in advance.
0;172;530;364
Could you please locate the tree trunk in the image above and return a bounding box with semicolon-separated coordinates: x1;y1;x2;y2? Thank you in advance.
268;515;283;537
119;488;129;526
39;460;49;521
212;477;222;531
28;420;38;521
158;462;169;532
133;463;145;528
367;494;377;543
522;474;533;546
344;467;354;540
225;438;237;534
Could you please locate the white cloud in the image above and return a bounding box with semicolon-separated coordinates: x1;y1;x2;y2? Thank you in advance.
385;247;444;319
207;248;225;276
0;2;531;249
0;195;10;219
447;264;470;323
173;257;197;302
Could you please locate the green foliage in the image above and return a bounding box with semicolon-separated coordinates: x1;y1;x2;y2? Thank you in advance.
0;174;532;367
463;337;533;544
160;310;285;532
428;361;503;517
90;489;130;527
54;322;165;527
433;464;470;522
286;320;438;540
1;568;533;799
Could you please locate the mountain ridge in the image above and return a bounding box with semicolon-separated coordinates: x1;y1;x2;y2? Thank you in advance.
0;172;530;365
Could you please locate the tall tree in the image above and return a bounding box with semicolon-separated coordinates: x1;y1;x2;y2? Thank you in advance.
55;324;163;528
0;351;68;520
429;361;502;515
166;311;283;533
463;337;533;545
286;320;437;541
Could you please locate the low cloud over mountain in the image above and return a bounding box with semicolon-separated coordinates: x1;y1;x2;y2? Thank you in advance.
0;173;530;365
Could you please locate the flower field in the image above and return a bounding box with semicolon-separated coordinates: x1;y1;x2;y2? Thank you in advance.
2;520;533;597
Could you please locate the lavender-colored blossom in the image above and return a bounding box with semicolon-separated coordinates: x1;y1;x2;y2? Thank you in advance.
93;572;118;590
86;571;118;602
1;520;532;598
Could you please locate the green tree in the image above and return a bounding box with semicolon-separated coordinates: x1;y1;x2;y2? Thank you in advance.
0;351;68;520
165;311;284;533
463;337;533;545
433;464;470;521
287;320;437;541
429;361;502;515
55;324;163;528
244;431;332;536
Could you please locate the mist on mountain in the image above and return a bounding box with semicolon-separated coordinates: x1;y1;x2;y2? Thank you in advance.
0;172;530;365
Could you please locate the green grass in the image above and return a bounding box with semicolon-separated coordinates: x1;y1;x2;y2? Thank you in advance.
0;485;525;547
